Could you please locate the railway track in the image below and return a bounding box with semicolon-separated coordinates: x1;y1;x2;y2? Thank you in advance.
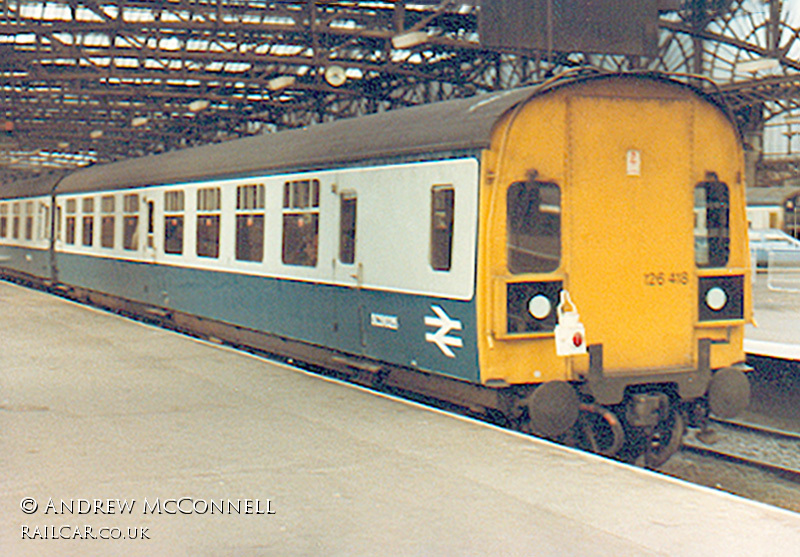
682;418;800;483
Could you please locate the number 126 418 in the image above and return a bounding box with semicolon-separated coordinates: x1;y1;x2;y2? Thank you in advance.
644;272;689;286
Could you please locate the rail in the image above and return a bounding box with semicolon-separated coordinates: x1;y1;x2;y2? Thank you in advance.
682;418;800;484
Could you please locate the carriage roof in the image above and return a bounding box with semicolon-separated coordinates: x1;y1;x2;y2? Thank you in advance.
0;171;65;200
9;71;729;197
56;87;534;195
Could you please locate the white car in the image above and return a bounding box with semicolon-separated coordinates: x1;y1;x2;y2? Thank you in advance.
749;229;800;267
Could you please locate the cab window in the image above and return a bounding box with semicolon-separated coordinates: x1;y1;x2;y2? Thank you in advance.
694;178;729;267
507;180;561;274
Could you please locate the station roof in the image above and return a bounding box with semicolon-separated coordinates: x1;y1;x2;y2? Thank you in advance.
2;1;800;188
746;185;799;206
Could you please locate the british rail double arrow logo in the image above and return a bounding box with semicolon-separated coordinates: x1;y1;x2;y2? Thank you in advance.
424;305;463;358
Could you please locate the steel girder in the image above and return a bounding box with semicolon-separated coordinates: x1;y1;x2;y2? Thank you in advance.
1;0;799;178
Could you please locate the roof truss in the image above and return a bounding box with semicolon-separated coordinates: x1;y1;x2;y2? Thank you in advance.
2;0;799;181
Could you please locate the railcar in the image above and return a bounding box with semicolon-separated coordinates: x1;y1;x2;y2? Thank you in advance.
0;174;59;282
0;71;752;465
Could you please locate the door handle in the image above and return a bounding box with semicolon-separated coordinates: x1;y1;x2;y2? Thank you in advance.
350;263;363;285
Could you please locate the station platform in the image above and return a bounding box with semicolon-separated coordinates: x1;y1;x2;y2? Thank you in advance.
745;278;800;360
2;281;800;556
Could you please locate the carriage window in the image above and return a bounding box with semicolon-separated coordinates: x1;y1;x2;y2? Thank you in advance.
101;195;115;248
282;179;319;267
12;203;20;239
236;184;264;262
694;178;729;267
164;190;184;255
0;204;7;238
55;204;61;240
430;186;455;271
147;200;155;233
507;180;561;274
82;197;95;247
123;194;139;251
198;187;221;258
339;192;357;265
65;199;76;244
24;201;34;241
39;203;50;241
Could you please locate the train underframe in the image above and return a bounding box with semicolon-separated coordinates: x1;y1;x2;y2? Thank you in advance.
516;342;752;466
0;269;751;468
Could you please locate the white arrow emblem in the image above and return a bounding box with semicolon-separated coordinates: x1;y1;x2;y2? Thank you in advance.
424;305;463;358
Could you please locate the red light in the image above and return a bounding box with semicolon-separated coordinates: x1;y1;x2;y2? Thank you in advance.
573;332;583;347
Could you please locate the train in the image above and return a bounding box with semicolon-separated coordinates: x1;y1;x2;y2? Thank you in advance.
0;70;753;466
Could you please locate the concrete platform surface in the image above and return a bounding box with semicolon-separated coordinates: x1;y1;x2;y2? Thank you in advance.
2;281;800;557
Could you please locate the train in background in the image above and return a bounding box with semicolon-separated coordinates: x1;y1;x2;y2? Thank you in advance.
0;71;753;466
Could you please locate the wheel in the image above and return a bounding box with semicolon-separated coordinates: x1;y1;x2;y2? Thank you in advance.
576;404;625;456
644;407;685;468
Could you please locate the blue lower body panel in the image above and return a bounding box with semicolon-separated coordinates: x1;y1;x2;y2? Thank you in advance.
0;245;51;281
56;253;480;383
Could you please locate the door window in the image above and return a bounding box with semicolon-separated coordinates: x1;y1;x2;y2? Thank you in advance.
430;185;455;272
339;192;357;265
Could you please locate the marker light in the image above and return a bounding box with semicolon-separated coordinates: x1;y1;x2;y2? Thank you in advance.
706;287;728;311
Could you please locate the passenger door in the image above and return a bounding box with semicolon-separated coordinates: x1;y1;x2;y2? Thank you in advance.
142;197;157;261
332;187;366;353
